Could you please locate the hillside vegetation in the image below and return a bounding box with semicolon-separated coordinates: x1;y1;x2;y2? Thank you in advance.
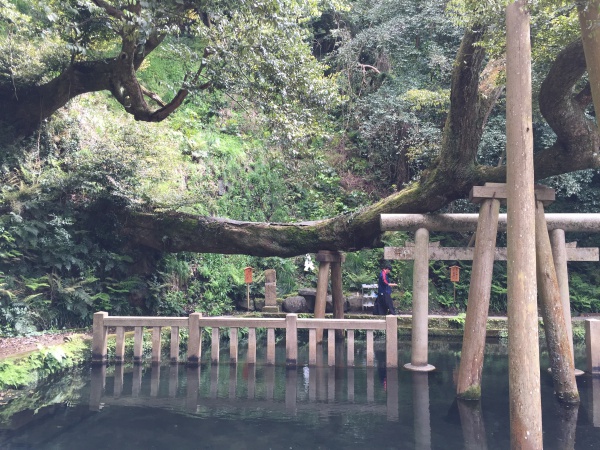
2;0;600;335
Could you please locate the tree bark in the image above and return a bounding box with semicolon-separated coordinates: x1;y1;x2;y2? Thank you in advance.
456;198;500;400
535;201;579;404
505;1;543;448
578;0;600;120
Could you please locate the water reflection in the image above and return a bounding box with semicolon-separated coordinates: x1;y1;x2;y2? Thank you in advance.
88;360;397;421
592;377;600;427
456;400;488;450
413;372;431;450
556;403;579;450
4;339;600;450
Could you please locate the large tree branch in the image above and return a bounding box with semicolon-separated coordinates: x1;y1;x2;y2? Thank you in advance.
120;33;600;258
536;38;600;177
120;27;497;256
0;3;198;138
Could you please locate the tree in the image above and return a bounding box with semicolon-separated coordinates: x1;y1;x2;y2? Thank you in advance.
0;0;337;141
2;0;600;258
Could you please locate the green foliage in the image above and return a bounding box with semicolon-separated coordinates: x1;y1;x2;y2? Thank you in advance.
0;337;89;390
330;0;462;192
449;312;467;329
570;272;600;313
2;0;600;335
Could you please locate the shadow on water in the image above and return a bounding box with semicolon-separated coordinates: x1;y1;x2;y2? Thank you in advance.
1;338;600;449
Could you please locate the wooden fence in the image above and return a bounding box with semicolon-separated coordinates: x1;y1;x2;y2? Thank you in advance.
92;312;399;368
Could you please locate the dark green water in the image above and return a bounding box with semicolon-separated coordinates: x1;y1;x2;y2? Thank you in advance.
1;339;599;449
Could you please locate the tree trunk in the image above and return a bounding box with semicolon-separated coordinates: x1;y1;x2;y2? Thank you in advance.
456;198;500;400
579;0;600;120
535;201;579;404
505;1;543;448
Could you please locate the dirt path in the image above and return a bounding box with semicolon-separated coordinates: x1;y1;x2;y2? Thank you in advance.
0;331;91;360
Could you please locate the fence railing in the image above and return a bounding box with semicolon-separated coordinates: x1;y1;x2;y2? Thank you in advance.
92;312;399;368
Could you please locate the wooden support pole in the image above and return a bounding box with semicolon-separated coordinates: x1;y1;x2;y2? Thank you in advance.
92;311;108;365
187;312;202;366
550;229;582;375
286;314;298;367
170;326;180;364
405;228;435;372
314;259;330;343
457;198;500;399
506;1;543;446
331;258;345;340
535;201;579;403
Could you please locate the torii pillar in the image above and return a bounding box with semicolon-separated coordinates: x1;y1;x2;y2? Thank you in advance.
550;230;584;376
457;183;555;400
506;1;542;445
314;250;346;342
404;228;435;372
456;184;502;399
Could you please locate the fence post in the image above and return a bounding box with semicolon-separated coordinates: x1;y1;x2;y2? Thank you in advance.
386;315;398;368
286;314;298;367
586;319;600;375
170;326;180;364
152;327;162;365
92;311;108;365
266;328;276;365
187;312;202;366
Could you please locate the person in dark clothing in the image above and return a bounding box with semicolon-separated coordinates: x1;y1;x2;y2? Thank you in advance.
374;264;397;315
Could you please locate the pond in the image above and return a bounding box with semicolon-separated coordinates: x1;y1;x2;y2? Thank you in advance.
0;338;599;449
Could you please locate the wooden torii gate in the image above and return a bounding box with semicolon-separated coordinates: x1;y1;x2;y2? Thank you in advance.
382;184;599;400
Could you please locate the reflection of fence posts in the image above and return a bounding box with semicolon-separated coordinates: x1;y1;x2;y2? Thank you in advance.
92;312;398;368
91;363;396;419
